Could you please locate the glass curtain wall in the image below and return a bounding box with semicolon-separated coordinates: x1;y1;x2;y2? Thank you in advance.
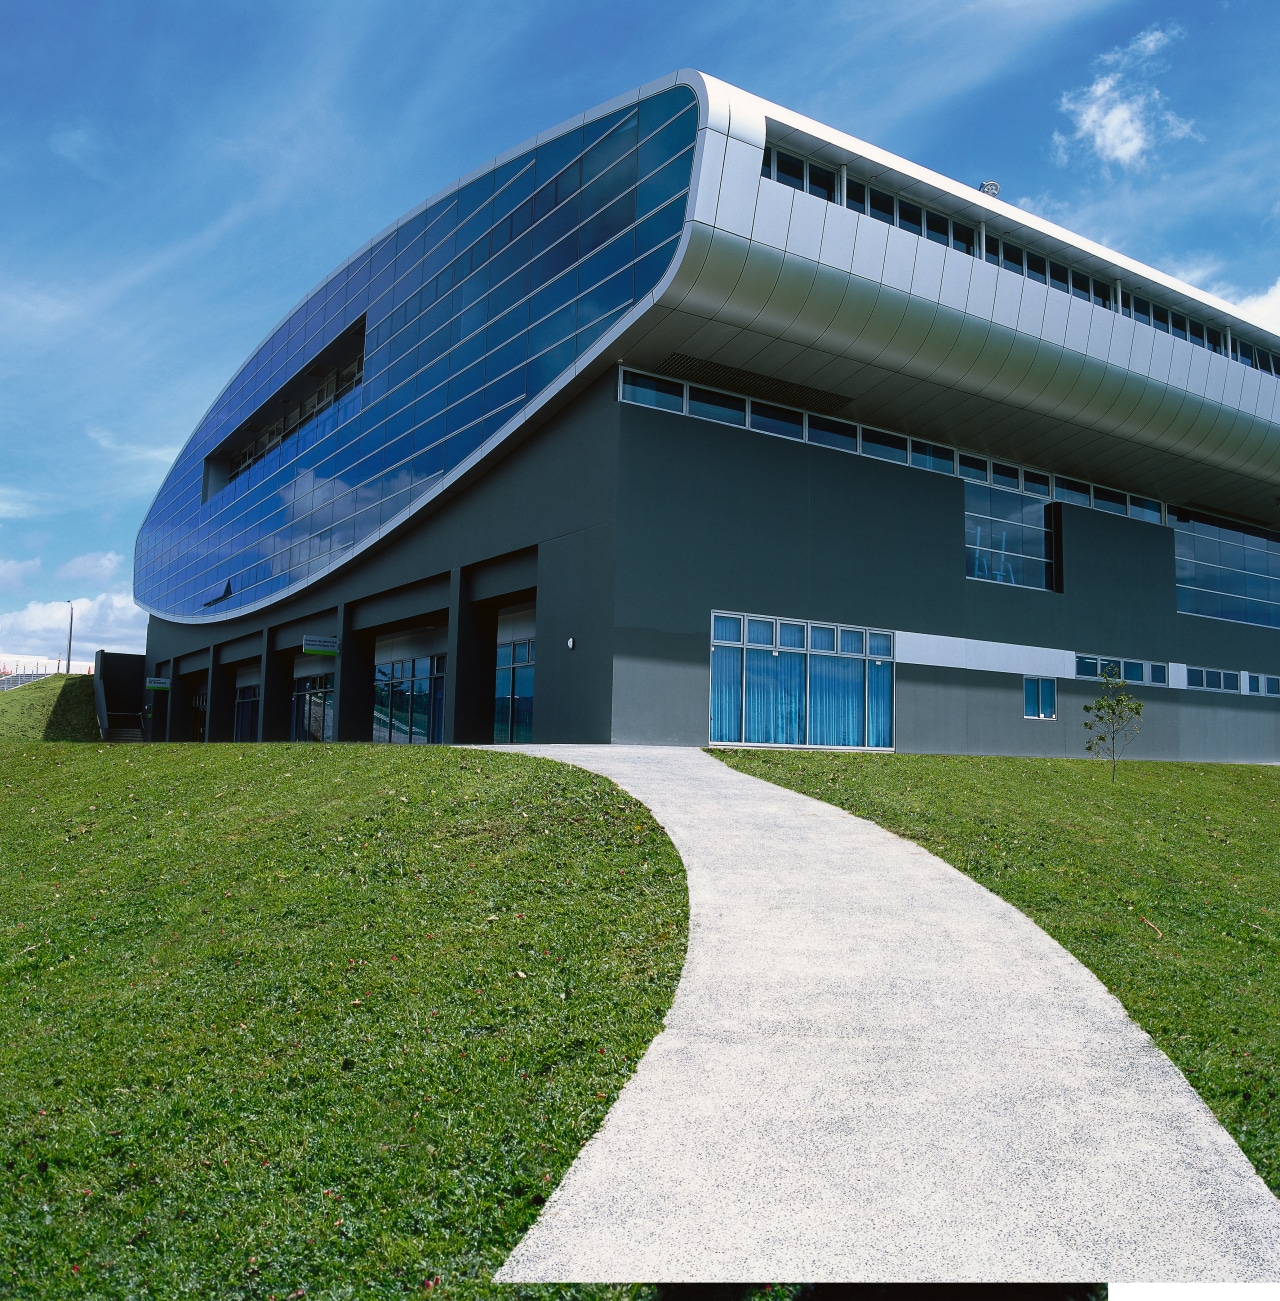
372;655;446;743
233;684;260;741
1171;507;1280;628
291;674;334;742
964;482;1058;590
136;85;698;621
494;639;535;743
710;612;893;748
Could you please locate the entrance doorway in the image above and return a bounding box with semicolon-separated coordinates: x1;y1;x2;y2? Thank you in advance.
494;606;535;743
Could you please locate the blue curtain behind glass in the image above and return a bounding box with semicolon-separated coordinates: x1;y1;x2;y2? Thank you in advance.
745;649;805;743
710;645;743;742
809;654;865;746
868;659;893;748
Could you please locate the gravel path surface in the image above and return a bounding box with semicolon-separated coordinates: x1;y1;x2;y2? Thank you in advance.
495;746;1280;1283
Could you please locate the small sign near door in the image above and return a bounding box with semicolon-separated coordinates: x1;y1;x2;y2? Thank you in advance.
302;636;340;656
146;677;171;691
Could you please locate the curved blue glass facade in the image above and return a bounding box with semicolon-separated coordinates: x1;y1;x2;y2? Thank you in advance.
135;84;698;622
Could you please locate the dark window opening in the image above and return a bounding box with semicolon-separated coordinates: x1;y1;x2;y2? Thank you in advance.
495;631;535;743
861;427;908;463
1002;243;1024;274
807;413;858;453
958;452;988;482
992;462;1021;490
1153;304;1170;333
952;222;975;255
986;234;1000;265
1207;327;1223;355
1093;485;1127;515
1093;280;1112;310
1121;290;1132;318
898;201;923;236
808;163;836;203
846;180;866;214
925;211;950;245
1026;252;1047;284
776;151;805;190
1189;321;1205;347
1172;313;1188;341
1050;261;1069;292
869;189;895;223
1071;270;1090;302
233;685;259;742
374;655;446;744
1133;296;1151;325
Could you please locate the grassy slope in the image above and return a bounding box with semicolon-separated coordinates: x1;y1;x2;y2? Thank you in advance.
0;743;687;1299
0;676;99;743
717;750;1279;1193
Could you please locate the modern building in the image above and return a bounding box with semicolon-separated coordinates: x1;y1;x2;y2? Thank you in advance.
136;71;1280;761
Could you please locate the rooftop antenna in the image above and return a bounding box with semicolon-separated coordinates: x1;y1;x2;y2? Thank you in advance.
979;180;1001;198
66;601;74;675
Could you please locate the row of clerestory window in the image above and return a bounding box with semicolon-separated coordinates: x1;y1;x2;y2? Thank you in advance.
760;146;1278;377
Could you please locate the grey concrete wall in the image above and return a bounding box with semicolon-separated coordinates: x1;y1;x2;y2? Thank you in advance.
610;398;1280;759
146;375;624;744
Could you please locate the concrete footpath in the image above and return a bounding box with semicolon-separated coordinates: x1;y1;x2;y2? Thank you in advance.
494;746;1280;1283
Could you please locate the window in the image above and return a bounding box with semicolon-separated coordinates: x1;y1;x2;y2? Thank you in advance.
1172;313;1188;341
1153;305;1170;334
958;452;988;482
776;151;804;190
750;401;803;441
846;180;866;214
985;234;1000;266
965;483;1058;591
807;413;858;453
1093;280;1112;311
808;163;836;203
992;462;1020;490
1129;496;1163;525
1190;321;1205;348
1133;296;1151;326
952;222;975;256
1187;667;1240;693
1024;678;1056;719
925;211;949;245
1093;485;1127;516
1054;476;1091;507
861;427;907;464
710;611;894;748
373;655;445;744
688;386;746;426
1026;252;1047;284
869;189;895;224
1171;506;1280;629
898;201;923;236
622;370;683;411
1071;271;1090;302
1022;470;1050;497
233;684;259;742
495;639;535;742
1050;262;1069;293
291;674;334;742
1076;655;1166;685
760;146;772;179
1002;243;1024;274
911;441;955;474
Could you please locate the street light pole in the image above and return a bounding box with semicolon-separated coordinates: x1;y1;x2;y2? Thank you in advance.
66;601;74;675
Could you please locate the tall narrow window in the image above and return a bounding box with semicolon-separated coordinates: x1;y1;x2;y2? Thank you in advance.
846;180;866;214
233;685;259;742
291;674;334;742
925;211;949;245
898;201;923;236
952;222;975;256
776;151;805;190
965;482;1058;591
494;611;535;742
869;189;894;224
1024;678;1057;720
808;163;836;203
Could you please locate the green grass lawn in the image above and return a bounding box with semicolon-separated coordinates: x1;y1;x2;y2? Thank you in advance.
716;750;1280;1196
0;742;687;1299
0;677;99;743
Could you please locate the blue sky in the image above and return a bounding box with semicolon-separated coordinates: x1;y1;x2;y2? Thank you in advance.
2;0;1279;660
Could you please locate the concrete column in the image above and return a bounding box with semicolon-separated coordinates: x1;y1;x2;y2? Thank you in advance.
206;645;235;742
332;602;374;742
260;628;293;741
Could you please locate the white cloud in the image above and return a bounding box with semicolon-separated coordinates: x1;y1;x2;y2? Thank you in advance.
1235;275;1280;335
54;551;123;584
85;427;180;466
0;558;40;589
1058;25;1198;170
0;591;147;659
0;485;40;519
50;123;105;179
